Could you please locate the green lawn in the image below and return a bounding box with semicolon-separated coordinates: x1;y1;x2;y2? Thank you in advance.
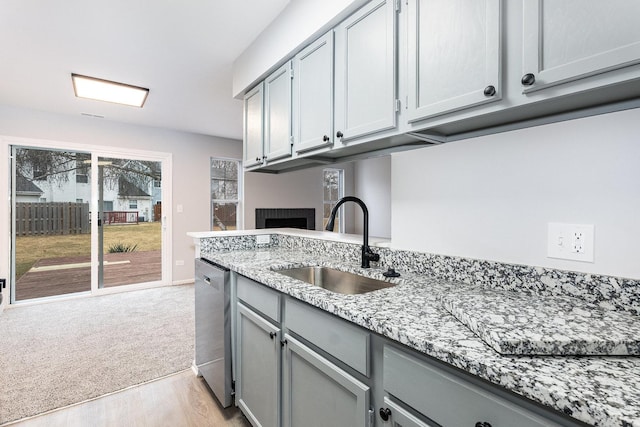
15;222;162;279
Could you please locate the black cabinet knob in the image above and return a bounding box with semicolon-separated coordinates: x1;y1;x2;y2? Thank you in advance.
269;332;276;339
483;85;496;97
475;422;492;427
521;73;536;86
379;407;391;421
336;131;344;139
323;135;330;142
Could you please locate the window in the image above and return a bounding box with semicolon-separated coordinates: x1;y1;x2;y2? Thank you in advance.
211;158;241;231
75;153;90;183
129;200;138;209
323;168;344;232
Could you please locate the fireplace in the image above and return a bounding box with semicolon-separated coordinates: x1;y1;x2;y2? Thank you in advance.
255;208;315;230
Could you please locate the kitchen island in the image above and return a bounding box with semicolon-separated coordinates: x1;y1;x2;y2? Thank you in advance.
190;229;640;427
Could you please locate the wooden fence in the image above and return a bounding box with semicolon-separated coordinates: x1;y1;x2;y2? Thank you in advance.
15;202;90;236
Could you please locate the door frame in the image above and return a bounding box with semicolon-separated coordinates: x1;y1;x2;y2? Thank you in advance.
0;135;173;305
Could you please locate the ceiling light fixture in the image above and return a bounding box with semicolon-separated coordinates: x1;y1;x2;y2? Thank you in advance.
71;73;149;108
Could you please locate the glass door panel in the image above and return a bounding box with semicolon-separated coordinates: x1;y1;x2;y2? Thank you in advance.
12;147;92;301
97;156;162;289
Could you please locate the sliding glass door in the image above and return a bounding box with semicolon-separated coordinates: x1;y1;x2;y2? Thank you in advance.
97;156;162;289
12;147;92;300
9;143;169;303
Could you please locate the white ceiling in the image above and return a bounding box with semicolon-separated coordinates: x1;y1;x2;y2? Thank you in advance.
0;0;290;140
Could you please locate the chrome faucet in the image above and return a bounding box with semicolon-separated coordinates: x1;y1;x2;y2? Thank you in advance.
325;196;380;268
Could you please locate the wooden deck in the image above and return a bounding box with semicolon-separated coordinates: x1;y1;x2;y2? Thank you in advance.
15;250;162;301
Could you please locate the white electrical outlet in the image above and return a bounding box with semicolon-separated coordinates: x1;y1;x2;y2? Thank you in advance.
572;231;584;253
256;234;271;245
547;223;594;262
176;260;184;266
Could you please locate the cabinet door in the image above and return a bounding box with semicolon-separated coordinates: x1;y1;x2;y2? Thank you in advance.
407;0;501;122
334;0;397;143
264;62;293;162
237;302;280;427
243;83;265;168
282;334;370;427
522;0;640;92
293;31;334;154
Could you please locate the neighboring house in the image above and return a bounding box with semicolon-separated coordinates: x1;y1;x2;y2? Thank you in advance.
15;174;43;203
115;178;153;222
22;157;158;222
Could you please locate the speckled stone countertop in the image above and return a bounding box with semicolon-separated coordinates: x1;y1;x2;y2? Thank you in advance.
441;289;640;356
200;246;640;427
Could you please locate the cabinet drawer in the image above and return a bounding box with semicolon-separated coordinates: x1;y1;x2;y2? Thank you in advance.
237;275;280;322
383;346;557;427
285;298;370;376
382;396;436;427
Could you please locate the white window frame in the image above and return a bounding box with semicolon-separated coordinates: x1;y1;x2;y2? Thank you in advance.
0;135;173;306
323;168;345;233
211;157;242;231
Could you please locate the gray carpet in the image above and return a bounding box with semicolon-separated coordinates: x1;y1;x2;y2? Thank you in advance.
0;284;195;424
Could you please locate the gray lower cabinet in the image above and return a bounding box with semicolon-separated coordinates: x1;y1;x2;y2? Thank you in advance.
236;302;281;427
282;334;371;427
380;396;436;427
382;345;578;427
233;275;584;427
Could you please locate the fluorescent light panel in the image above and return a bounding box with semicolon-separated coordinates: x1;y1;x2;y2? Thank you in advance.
72;73;149;107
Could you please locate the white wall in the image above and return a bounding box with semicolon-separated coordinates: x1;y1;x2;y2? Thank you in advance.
232;0;368;97
391;108;640;280
0;104;242;285
353;156;391;239
244;162;356;233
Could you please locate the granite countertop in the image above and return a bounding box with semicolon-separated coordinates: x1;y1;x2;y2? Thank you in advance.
201;247;640;427
441;289;640;356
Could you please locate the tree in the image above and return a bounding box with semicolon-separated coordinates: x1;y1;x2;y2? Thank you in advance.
15;148;161;190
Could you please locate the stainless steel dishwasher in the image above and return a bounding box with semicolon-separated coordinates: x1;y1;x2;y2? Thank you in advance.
195;258;232;407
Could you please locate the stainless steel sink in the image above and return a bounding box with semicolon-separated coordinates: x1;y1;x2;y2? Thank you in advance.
275;266;397;295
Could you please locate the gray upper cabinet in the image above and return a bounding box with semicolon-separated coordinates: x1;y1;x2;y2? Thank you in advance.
264;62;293;162
243;83;265;168
334;0;397;144
521;0;640;93
282;334;371;427
293;31;334;154
407;0;502;123
242;0;640;171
